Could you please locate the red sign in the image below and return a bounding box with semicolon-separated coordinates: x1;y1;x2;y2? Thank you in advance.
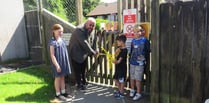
123;9;137;38
125;33;135;38
123;15;136;23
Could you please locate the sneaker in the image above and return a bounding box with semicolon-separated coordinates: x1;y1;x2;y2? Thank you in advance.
61;93;73;98
79;85;86;93
129;89;135;97
77;85;85;90
55;95;67;101
119;93;125;98
115;93;125;99
133;93;142;101
80;85;86;90
114;91;119;97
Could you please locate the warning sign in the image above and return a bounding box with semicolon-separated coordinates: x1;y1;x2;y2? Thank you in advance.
126;25;133;33
124;15;136;23
123;9;137;38
123;9;137;53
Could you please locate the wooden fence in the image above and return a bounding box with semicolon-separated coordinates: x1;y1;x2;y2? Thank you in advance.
25;9;151;93
151;1;209;103
25;9;76;63
24;10;42;62
86;30;151;92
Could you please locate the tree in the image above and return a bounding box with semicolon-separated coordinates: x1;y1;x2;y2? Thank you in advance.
23;0;37;11
23;0;101;24
83;0;100;16
43;0;68;21
63;0;100;24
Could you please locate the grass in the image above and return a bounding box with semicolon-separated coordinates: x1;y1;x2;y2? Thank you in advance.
0;65;54;103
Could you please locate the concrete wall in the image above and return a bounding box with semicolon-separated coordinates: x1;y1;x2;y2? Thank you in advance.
0;0;28;62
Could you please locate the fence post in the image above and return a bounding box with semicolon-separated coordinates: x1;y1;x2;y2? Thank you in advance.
37;0;47;63
76;0;83;25
151;0;160;103
117;0;123;32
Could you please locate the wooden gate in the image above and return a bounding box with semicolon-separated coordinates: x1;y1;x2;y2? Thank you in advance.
151;1;209;103
86;30;151;92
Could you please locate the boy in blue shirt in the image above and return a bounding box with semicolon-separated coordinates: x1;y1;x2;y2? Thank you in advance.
129;24;150;100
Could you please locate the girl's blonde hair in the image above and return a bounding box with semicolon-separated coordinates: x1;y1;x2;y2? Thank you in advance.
133;23;145;34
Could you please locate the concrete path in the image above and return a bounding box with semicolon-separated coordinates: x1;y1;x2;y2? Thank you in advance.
63;83;150;103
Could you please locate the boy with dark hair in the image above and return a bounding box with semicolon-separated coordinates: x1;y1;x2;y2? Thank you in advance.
112;35;128;99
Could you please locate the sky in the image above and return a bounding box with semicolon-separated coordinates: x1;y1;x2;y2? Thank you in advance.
100;0;117;3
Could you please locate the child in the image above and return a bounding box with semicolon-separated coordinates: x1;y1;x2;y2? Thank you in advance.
129;24;150;100
49;24;72;101
112;35;128;99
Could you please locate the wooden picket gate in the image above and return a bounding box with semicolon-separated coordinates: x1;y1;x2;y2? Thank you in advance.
86;30;151;92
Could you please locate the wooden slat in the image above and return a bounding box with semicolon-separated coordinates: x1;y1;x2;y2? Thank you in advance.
159;3;172;103
204;1;209;101
150;0;160;103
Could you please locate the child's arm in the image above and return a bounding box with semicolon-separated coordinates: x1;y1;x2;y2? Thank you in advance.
50;45;61;72
112;48;121;64
112;57;123;64
115;48;121;56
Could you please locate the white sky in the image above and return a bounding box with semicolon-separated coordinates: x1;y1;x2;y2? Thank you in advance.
100;0;117;3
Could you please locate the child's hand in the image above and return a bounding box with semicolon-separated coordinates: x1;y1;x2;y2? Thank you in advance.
112;60;117;64
56;66;61;72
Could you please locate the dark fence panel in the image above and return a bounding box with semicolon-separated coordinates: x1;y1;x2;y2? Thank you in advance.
158;1;209;103
24;9;76;63
25;11;42;62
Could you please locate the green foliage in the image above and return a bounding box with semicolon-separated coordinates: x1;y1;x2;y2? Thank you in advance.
23;0;37;11
63;0;76;23
0;65;54;103
44;0;68;21
83;0;100;16
95;18;109;30
23;0;101;24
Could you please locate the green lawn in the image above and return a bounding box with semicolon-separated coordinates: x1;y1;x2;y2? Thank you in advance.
0;65;54;103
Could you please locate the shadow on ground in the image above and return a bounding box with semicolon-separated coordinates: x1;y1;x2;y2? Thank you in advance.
64;83;150;103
